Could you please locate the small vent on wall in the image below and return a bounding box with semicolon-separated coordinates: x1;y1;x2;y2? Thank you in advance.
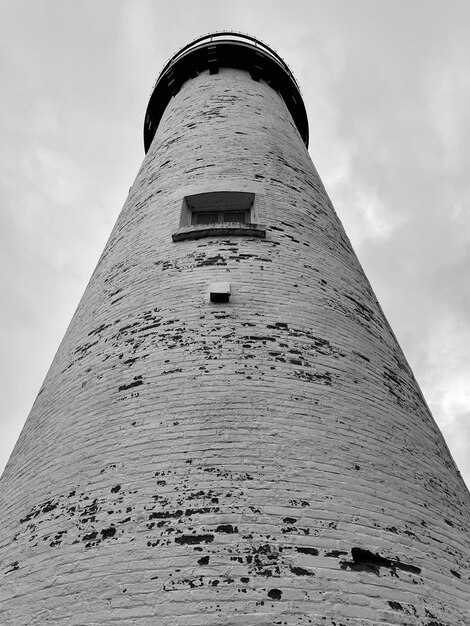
209;282;231;303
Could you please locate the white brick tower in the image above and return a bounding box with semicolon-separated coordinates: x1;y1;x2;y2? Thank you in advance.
1;33;469;625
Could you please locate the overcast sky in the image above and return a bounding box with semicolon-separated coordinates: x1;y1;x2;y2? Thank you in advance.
1;0;469;489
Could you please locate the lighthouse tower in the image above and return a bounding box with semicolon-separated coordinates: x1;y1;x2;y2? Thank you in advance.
1;33;469;625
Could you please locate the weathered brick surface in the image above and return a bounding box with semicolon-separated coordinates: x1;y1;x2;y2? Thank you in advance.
1;66;469;624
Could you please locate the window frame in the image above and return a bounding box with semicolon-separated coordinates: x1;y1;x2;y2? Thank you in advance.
172;190;266;242
190;209;250;226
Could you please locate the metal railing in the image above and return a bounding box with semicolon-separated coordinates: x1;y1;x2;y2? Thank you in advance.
150;31;302;98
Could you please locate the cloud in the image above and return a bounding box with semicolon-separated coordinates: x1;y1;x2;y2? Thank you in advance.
327;160;407;247
425;44;470;169
422;315;470;480
26;146;86;209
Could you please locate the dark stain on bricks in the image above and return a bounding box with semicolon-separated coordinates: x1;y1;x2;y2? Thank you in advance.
5;561;19;574
174;534;214;545
49;530;67;547
185;506;219;516
149;510;183;520
340;548;421;576
244;335;276;343
73;340;98;357
290;565;314;576
215;524;238;534
138;322;162;332
100;527;117;539
267;588;282;600
118;376;143;392
353;350;370;362
82;531;98;542
296;547;319;556
293;370;332;386
269;322;289;329
88;322;112;337
195;254;227;267
344;293;377;324
289;499;310;507
325;550;347;558
20;499;58;523
42;501;58;514
388;601;404;610
198;555;210;565
249;543;281;577
123;356;139;366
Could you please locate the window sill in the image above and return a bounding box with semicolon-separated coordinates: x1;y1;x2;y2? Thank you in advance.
172;223;266;242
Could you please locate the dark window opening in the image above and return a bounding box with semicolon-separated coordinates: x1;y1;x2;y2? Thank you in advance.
210;291;230;303
192;210;248;225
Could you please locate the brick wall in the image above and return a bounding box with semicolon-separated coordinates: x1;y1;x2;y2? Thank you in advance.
1;67;469;625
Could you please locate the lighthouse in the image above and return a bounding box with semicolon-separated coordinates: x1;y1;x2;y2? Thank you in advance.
1;32;469;624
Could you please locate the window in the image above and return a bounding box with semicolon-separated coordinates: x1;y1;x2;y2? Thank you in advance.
187;191;254;225
172;190;266;242
191;210;248;225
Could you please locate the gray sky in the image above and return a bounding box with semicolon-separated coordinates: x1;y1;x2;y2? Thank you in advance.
1;0;469;488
